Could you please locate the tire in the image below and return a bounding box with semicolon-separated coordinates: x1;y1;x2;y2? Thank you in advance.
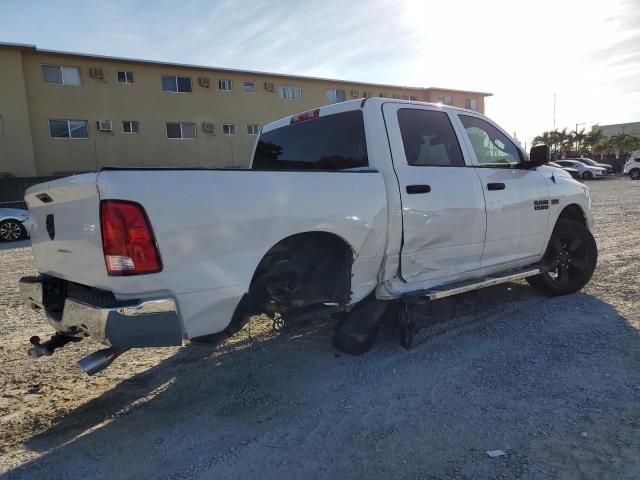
0;219;27;242
630;169;640;180
582;171;593;180
526;219;597;296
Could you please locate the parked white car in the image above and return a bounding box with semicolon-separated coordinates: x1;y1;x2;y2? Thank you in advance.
570;157;613;175
623;150;640;180
0;208;31;242
19;98;598;374
554;159;607;180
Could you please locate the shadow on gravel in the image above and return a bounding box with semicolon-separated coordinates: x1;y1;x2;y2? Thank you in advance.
8;284;640;479
0;240;30;251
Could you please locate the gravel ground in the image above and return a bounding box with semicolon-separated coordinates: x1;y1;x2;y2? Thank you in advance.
1;177;639;479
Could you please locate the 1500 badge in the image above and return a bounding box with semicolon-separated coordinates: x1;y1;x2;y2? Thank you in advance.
534;199;549;211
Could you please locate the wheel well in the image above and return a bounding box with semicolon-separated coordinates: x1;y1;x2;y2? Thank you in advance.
557;204;586;226
249;232;354;311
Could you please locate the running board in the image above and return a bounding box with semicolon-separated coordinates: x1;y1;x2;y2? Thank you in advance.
406;267;541;301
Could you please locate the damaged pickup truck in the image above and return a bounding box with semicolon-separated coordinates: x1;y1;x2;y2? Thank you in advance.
20;98;597;374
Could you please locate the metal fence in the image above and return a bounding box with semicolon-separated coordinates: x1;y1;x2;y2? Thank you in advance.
0;177;61;210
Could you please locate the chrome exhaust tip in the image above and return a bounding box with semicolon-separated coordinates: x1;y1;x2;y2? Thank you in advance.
78;348;126;376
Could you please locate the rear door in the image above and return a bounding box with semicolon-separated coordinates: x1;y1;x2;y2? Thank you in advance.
382;103;486;283
454;113;550;267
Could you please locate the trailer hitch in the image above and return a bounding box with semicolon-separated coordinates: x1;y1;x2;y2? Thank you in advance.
28;333;82;358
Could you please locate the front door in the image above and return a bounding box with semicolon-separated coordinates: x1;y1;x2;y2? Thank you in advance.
454;113;550;267
383;103;487;283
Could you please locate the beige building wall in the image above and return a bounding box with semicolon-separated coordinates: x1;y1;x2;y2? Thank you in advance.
0;48;37;176
1;44;491;177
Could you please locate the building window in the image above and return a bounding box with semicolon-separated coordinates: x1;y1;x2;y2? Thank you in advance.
362;91;370;98
162;75;192;93
117;71;135;84
223;124;236;135
325;89;346;104
122;120;139;133
392;94;401;99
379;93;386;98
42;65;82;86
243;81;256;93
409;96;417;101
166;122;196;139
247;124;260;135
437;96;453;105
280;85;301;100
465;98;478;111
219;79;233;91
48;119;89;139
402;95;410;100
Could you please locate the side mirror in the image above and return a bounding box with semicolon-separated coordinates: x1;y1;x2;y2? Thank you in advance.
529;144;550;169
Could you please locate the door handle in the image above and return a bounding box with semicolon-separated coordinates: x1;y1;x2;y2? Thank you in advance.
487;183;505;191
406;184;431;194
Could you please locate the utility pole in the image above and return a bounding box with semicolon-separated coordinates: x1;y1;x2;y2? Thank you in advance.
553;94;556;129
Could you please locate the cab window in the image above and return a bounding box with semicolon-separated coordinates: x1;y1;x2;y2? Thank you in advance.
459;115;523;168
397;109;464;167
252;110;368;170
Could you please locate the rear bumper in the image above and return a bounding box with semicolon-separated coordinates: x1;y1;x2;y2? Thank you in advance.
19;276;183;348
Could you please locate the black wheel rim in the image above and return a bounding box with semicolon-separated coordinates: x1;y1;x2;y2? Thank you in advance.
0;221;22;241
632;171;640;180
545;233;590;285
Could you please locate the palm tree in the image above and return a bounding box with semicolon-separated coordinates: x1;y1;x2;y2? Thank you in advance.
556;128;573;156
532;131;553;148
609;133;640;159
584;128;605;157
570;128;587;155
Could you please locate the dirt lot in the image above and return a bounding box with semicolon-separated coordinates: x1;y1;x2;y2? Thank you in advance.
1;177;639;479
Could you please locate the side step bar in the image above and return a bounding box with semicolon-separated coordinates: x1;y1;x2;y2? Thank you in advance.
406;267;542;302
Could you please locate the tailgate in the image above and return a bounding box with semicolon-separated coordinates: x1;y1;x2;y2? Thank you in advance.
25;173;108;287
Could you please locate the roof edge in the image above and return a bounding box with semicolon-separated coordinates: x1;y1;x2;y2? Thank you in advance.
0;41;492;96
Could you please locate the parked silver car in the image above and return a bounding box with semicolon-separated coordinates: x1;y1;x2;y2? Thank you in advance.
554;160;607;180
0;208;31;242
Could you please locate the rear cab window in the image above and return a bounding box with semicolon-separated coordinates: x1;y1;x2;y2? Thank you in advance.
397;109;465;167
252;110;368;170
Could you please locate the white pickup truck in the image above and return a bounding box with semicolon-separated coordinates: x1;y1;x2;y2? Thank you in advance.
20;98;598;374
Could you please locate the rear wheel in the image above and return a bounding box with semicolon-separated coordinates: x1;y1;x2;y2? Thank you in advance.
630;169;640;180
582;171;593;180
527;219;597;296
0;220;27;242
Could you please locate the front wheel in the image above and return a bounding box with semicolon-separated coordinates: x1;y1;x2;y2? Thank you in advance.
582;171;593;180
630;169;640;180
0;220;27;242
527;219;597;296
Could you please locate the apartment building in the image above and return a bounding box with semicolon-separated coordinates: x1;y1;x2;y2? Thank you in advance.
0;42;491;177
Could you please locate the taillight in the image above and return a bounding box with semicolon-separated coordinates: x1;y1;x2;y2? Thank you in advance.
100;200;162;276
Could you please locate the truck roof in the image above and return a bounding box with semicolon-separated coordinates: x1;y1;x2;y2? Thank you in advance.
262;98;485;133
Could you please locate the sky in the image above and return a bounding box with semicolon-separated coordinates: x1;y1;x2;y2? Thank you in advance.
1;0;639;145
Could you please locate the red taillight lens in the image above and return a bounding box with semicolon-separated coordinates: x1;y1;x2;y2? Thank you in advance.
100;200;162;276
